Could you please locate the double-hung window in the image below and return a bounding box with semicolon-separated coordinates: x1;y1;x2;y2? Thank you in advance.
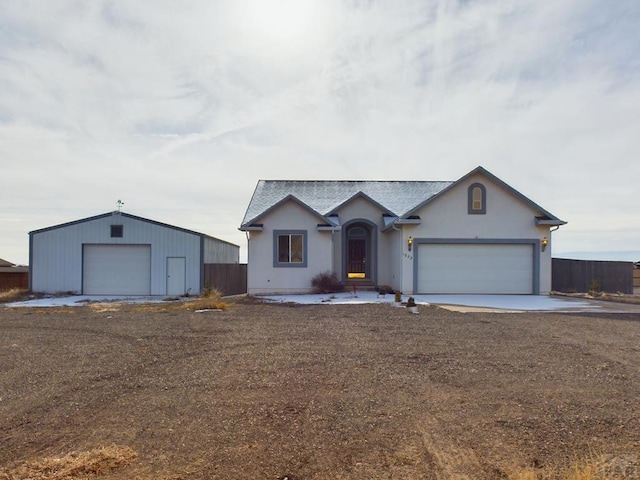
274;230;307;267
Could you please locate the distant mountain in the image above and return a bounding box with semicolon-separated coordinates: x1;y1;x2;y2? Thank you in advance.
554;251;640;262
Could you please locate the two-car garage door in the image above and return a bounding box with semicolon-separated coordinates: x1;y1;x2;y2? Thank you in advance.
416;243;534;294
83;245;151;295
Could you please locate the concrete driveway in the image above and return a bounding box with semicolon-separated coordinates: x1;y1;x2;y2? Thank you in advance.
262;292;640;313
414;294;640;313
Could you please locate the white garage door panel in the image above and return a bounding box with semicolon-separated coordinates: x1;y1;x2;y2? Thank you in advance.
83;245;151;295
417;244;533;294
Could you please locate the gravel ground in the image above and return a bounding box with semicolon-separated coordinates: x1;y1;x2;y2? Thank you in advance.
1;298;639;479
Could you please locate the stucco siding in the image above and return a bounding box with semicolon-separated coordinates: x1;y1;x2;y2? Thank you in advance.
401;174;553;294
385;229;403;291
247;200;334;294
30;213;205;295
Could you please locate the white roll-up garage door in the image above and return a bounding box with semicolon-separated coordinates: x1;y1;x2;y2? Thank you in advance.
83;244;151;295
417;243;534;294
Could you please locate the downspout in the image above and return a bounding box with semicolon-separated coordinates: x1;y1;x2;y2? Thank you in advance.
331;230;335;277
245;231;250;263
245;231;250;294
391;221;402;292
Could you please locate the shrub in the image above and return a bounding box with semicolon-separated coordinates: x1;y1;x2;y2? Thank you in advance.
311;272;344;294
185;287;227;311
588;279;602;296
201;285;219;298
376;285;394;295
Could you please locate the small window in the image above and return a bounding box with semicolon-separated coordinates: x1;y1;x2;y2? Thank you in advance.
110;225;124;238
468;183;486;214
274;230;307;267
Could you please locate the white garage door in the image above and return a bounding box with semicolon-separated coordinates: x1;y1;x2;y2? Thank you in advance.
83;245;151;295
417;243;534;294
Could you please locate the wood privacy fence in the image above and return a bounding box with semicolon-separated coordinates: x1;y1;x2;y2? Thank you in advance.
203;263;247;296
552;258;633;294
0;272;28;291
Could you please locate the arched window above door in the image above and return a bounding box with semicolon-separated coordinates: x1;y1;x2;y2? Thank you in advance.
348;226;366;238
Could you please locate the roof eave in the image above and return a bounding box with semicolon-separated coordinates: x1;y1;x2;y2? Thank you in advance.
396;217;422;225
239;224;264;231
536;218;568;226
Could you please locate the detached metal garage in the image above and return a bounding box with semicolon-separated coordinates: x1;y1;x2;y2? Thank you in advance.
415;240;540;294
29;211;239;296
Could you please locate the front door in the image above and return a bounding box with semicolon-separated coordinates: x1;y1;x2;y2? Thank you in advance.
348;238;366;277
346;224;369;279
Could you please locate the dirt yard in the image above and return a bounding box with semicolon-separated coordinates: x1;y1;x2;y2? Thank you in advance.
1;298;639;479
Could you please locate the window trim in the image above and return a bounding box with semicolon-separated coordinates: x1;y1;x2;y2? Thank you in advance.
273;230;307;267
110;224;124;238
467;183;486;214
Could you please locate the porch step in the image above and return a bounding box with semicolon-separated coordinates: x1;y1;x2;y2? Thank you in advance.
343;279;376;291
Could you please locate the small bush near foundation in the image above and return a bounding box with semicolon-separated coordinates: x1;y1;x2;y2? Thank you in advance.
588;279;602;296
376;285;394;295
311;272;344;294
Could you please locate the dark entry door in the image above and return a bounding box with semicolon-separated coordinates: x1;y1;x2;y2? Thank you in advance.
348;238;366;276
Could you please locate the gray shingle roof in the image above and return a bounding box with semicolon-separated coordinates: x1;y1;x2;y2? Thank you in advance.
241;180;454;226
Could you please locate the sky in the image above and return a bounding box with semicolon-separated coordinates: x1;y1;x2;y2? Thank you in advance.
1;0;639;265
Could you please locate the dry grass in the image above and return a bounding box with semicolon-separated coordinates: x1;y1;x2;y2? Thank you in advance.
182;287;228;311
0;445;137;480
2;447;633;480
0;288;29;304
508;452;639;480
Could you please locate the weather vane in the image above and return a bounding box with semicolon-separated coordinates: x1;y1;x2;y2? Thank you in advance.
116;200;124;212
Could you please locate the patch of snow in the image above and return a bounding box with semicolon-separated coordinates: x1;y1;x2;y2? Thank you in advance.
4;292;602;312
260;292;600;312
5;295;171;308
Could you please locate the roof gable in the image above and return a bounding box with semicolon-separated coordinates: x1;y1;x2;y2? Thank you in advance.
29;211;238;246
402;166;566;225
242;194;332;227
327;191;395;217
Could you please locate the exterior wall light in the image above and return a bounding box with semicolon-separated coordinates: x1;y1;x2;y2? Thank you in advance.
541;236;548;252
407;236;413;251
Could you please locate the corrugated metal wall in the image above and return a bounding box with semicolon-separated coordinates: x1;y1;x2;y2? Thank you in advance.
30;213;205;295
203;237;239;263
